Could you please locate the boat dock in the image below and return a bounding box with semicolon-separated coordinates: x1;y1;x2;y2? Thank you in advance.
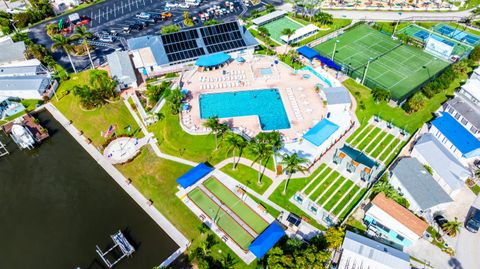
96;231;135;268
2;114;49;148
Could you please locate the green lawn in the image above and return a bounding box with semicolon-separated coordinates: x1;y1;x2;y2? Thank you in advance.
268;176;326;230
221;163;273;195
371;134;396;158
365;131;387;153
188;188;254;250
346;124;370;144
53;71;143;147
204;178;269;234
150;106;274;168
118;148;258;268
343;74;467;134
289;15;352;46
309;171;340;201
245;192;280;218
469;184;480;195
382;140;408;165
324;180;354;211
332;185;361;215
337;188;368;220
263;16;303;43
316;175;343;206
356;127;382;150
304;164;330;195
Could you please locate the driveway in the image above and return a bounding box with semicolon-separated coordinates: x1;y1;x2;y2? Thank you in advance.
454;226;480;269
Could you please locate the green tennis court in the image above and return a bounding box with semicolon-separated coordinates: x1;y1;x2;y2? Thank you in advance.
204;178;269;234
188;188;254;249
262;16;304;44
313;24;449;101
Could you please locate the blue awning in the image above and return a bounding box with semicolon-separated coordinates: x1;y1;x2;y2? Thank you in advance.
432;112;480;158
236;56;245;62
195;52;231;67
176;163;214;189
303;119;339;147
296;46;341;71
248;222;285;259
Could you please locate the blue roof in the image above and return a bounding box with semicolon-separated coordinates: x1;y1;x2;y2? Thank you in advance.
296;46;341;70
176;163;213;189
303;119;339;147
248;222;285;258
432;112;480;158
195;52;231;67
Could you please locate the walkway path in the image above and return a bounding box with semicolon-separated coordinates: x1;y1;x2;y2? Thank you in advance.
44;103;189;268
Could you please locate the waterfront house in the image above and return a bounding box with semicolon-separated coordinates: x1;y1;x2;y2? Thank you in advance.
411;133;471;198
364;193;428;247
390;157;453;217
0;38;26;64
334;231;410;269
442;94;480;139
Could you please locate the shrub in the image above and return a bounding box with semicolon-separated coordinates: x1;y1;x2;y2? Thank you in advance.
403;92;426;113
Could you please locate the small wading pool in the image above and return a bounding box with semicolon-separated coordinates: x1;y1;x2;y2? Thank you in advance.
260;68;273;75
199;89;290;130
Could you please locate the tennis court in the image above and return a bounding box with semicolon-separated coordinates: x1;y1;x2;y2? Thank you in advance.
313;24;449;101
188;188;254;249
433;24;480;46
204;177;269;234
262;16;304;44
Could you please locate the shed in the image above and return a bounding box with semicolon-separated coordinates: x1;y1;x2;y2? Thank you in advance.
248;222;285;259
176;163;214;189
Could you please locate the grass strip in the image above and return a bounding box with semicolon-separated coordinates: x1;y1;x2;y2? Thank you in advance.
317;175;344;206
304;164;331;196
357;127;382;151
309;171;340;201
332;185;361;215
370;133;395;158
324;180;354;211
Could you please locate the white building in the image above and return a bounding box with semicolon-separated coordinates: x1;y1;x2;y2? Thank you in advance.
364;193;429;247
106;51;138;89
442;94;480;139
281;24;319;44
335;231;411;269
390;157;453;216
411;133;471;198
458;78;480;105
321;86;352;114
52;0;82;14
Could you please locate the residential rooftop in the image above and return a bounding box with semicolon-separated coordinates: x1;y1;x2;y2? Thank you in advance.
391;157;453;210
446;94;480;130
322;86;351;105
106;51;137;86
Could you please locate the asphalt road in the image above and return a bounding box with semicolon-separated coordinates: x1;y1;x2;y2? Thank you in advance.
325;9;474;21
28;0;275;72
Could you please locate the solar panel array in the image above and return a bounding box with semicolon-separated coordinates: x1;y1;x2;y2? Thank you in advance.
161;28;205;62
200;22;247;53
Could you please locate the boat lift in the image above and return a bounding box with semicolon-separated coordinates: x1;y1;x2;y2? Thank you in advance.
96;231;135;268
0;141;8;157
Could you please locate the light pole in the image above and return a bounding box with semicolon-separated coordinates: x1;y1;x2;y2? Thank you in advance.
423;65;431;81
331;40;339;60
361;57;373;85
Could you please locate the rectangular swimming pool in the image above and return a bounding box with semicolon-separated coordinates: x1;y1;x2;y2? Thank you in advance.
200;89;290;131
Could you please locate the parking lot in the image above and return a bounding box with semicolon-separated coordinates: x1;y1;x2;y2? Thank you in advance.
28;0;269;72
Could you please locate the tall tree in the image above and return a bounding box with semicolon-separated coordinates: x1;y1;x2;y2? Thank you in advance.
442;219;461;237
325;227;345;250
224;132;245;169
313;12;333;25
257;26;270;38
280;153;308;194
72;26;94;69
203;116;228;149
51;34;77;73
281;28;295;53
165;88;184;114
475;169;480;179
248;140;273;184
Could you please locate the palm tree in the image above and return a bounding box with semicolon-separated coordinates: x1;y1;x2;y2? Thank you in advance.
313;12;333;26
46;23;58;36
474;169;480;179
51;34;77;73
442;218;461;237
280;153;308;194
220;253;237;269
72;26;94;69
281;28;294;53
224;132;245;170
248;141;273;184
203;116;228;149
258;26;269;38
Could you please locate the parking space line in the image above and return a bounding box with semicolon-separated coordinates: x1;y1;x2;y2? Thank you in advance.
98;9;101;23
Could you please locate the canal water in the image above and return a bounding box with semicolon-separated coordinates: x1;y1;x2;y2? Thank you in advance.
0;111;179;269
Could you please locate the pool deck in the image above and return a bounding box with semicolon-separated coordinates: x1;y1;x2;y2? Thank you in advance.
181;55;329;140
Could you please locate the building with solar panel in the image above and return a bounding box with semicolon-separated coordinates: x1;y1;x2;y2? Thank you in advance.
126;21;258;76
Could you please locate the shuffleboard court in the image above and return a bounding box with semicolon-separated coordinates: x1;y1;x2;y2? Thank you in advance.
188;188;254;249
313;24;449;101
204;178;269;234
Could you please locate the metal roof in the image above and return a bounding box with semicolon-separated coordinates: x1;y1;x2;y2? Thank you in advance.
0;59;43;77
432;112;480;158
414;133;470;191
106;51;137;86
0;41;25;64
251;10;287;25
127;21;257;67
391;157;452;210
446;94;480;130
341;231;410;269
461;78;480;102
322;86;351;105
281;24;319;43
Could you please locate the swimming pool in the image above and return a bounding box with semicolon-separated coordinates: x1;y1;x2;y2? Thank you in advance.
200;89;290;131
260;68;273;75
301;66;333;87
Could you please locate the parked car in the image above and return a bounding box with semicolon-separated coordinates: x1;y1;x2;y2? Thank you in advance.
434;215;448;230
178;2;190;8
135;12;151;20
99;35;115;43
466;197;480;233
165;2;178;8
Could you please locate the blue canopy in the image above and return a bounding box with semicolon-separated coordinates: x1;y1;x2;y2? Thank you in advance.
249;222;285;259
296;46;341;71
195;52;231;67
303;118;339;147
432;112;480;158
236;56;245;62
176;163;214;189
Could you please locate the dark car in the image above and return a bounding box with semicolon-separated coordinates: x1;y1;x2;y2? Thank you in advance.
466;206;480;233
434;215;448;230
134;19;149;27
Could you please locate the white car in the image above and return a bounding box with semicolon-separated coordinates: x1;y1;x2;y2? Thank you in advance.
165;2;178;8
178;3;190;8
